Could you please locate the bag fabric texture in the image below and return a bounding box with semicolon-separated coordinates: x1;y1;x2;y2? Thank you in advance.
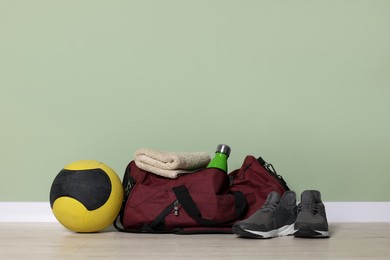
115;155;290;234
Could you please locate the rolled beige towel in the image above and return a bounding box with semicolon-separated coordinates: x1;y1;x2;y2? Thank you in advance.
134;148;211;178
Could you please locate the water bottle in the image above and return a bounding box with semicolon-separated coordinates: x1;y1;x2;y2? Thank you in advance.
207;144;231;173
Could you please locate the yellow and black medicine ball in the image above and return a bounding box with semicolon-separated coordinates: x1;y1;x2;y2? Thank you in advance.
49;160;124;233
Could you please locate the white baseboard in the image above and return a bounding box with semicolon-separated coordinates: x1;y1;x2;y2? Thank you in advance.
0;202;389;223
0;202;57;222
325;202;390;222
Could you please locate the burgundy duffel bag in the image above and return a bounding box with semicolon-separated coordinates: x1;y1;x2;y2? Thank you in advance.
114;155;290;234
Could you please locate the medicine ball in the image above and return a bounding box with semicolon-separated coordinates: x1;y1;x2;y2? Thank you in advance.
49;160;124;232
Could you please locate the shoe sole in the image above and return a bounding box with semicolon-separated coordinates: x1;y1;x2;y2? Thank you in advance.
233;223;295;239
293;226;329;238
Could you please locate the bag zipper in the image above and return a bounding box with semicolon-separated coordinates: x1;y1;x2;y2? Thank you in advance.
173;200;180;216
124;176;136;198
257;157;290;191
145;199;180;231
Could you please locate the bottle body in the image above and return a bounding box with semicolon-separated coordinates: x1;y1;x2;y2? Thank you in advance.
207;144;231;173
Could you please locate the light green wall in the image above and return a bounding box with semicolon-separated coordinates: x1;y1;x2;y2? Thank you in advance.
1;0;389;202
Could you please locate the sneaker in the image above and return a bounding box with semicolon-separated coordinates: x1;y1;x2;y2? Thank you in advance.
293;190;330;238
232;191;297;239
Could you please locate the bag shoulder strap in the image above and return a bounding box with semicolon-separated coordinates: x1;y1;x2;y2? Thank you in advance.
172;185;246;226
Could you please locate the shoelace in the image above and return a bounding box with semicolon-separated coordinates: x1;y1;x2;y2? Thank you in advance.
261;202;278;213
298;203;319;214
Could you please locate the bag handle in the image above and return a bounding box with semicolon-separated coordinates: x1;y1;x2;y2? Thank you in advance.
172;185;247;226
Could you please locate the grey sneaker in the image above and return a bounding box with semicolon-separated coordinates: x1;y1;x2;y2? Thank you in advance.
294;190;330;238
232;191;297;238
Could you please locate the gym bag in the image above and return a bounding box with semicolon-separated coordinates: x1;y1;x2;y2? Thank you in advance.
114;155;290;234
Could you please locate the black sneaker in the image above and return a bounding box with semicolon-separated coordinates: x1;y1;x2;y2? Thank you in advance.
294;190;330;238
232;191;297;239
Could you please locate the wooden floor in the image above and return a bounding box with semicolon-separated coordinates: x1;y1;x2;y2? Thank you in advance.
0;223;389;259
